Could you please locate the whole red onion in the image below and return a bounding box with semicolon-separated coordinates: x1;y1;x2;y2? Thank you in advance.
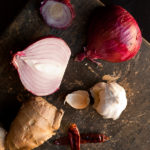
76;5;142;63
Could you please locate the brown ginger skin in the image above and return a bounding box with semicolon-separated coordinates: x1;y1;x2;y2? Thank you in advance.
5;97;64;150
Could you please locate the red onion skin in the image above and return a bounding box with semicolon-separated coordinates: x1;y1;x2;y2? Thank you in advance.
40;0;75;29
76;5;142;63
12;36;71;96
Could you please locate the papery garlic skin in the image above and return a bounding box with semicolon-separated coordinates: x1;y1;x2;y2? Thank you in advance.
91;82;127;120
64;90;90;109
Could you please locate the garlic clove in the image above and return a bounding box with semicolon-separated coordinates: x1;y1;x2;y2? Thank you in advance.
90;82;106;108
64;90;90;109
91;82;127;120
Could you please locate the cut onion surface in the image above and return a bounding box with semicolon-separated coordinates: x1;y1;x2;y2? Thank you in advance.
13;37;71;96
40;0;75;29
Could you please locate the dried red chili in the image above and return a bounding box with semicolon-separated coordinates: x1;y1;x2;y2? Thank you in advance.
54;134;109;145
68;124;80;150
80;133;109;144
54;124;109;147
53;123;109;150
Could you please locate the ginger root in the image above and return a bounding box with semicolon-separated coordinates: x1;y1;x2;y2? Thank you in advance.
5;97;64;150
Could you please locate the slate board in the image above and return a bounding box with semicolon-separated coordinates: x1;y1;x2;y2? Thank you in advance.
0;0;150;150
0;0;27;34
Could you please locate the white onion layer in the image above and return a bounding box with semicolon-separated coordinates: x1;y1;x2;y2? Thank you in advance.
13;37;71;96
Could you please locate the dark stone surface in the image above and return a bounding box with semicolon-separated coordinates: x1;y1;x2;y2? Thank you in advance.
0;0;27;35
0;0;150;149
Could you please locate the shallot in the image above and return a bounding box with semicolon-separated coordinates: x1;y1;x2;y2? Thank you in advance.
13;37;71;96
76;5;142;63
40;0;75;29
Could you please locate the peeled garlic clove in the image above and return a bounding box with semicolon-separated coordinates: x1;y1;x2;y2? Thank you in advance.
64;90;90;109
91;82;127;120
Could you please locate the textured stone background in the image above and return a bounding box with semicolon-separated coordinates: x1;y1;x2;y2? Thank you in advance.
0;0;150;150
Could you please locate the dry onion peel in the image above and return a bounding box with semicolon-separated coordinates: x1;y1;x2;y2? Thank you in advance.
40;0;75;29
64;90;90;109
13;37;71;96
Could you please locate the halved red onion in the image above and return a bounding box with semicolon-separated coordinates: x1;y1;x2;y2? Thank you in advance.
13;37;71;96
40;0;75;29
75;5;142;63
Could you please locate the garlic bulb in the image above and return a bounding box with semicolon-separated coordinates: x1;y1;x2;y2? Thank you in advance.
0;127;6;150
64;90;90;109
91;82;127;120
